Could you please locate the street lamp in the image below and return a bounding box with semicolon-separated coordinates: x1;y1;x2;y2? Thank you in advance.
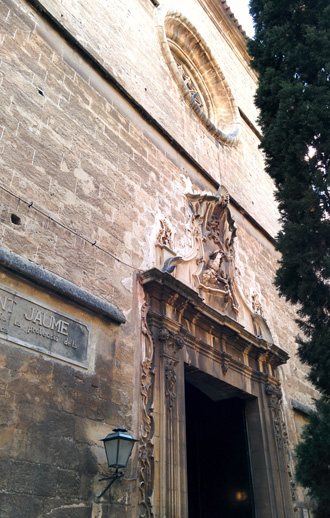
97;427;137;499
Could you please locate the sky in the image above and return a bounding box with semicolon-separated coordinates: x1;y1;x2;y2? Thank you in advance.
225;0;254;37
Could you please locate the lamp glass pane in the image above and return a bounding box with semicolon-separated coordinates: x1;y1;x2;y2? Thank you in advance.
104;438;119;467
117;438;134;467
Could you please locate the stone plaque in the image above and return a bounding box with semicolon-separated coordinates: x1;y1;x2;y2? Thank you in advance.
0;285;89;367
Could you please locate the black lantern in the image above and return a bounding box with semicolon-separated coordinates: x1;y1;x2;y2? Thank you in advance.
102;427;137;469
97;427;137;499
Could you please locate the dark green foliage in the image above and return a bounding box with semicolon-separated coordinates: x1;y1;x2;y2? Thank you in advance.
248;0;330;394
248;0;330;512
295;397;330;517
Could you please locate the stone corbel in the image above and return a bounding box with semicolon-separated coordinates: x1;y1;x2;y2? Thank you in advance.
220;351;232;375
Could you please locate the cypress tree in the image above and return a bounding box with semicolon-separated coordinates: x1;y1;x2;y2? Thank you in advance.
248;1;330;514
295;398;330;516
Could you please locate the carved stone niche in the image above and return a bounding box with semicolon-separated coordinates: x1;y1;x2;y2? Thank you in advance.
139;268;295;518
158;187;273;343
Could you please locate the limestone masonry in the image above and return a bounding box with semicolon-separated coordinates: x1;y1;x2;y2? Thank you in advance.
0;0;316;516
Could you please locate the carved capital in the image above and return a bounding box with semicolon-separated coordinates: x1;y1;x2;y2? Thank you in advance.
159;327;185;358
158;327;170;342
265;383;282;404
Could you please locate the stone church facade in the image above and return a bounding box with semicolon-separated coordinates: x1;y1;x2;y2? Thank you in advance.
0;0;316;517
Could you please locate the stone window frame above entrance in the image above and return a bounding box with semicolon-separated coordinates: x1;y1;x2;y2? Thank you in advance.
157;9;240;145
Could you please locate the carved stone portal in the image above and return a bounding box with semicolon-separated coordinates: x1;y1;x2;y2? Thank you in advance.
140;269;295;518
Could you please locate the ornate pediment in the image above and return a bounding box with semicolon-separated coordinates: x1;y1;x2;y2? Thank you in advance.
155;187;273;342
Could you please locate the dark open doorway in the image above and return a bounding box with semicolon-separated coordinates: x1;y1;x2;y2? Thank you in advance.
185;369;255;518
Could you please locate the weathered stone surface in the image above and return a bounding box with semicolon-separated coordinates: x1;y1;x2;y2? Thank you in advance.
0;0;315;516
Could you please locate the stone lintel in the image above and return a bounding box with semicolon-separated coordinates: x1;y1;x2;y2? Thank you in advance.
0;247;125;324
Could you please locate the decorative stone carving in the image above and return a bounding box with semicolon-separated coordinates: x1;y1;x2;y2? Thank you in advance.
155;218;177;271
164;358;178;409
265;383;297;507
157;10;240;145
197;192;239;314
156;186;275;342
158;327;184;359
159;327;184;410
156;219;174;249
220;351;232;375
176;61;204;109
164;187;239;318
252;292;264;316
138;302;155;518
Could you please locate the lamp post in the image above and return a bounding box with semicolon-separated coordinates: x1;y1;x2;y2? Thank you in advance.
97;427;137;499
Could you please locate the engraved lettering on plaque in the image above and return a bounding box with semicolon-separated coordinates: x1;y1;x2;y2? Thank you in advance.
0;286;89;367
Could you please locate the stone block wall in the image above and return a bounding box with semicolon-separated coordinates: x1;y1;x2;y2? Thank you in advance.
0;0;316;516
37;0;279;236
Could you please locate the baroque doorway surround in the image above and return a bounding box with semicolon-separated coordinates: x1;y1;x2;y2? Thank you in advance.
137;188;296;517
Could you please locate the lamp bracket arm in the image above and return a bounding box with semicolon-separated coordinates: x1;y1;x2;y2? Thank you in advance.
96;471;124;499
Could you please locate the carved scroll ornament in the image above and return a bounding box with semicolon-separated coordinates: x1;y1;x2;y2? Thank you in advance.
138;302;155;518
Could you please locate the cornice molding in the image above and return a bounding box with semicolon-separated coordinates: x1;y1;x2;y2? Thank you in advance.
0;247;125;324
197;0;258;82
